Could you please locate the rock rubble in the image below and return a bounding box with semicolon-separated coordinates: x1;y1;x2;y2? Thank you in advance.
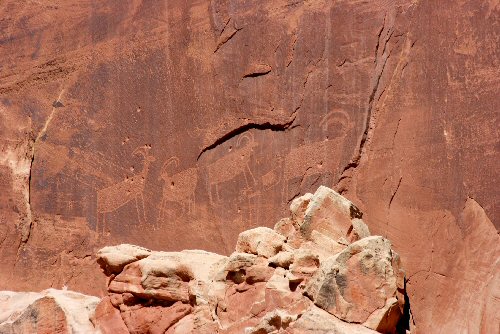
94;186;408;334
0;186;409;333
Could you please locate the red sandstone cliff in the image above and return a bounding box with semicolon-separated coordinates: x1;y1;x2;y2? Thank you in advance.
0;1;498;333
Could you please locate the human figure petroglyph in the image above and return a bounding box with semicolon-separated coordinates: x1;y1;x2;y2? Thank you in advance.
96;146;155;233
206;132;258;204
158;156;198;221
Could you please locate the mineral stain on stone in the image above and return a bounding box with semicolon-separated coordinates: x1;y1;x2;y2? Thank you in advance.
52;100;64;108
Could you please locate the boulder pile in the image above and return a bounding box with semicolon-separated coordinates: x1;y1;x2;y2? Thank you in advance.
95;186;407;334
0;186;408;333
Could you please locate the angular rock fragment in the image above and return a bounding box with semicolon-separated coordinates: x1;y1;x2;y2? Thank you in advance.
97;244;152;275
288;307;379;334
236;227;286;258
299;186;364;243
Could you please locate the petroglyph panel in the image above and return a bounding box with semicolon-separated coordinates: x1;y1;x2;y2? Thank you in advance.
158;156;199;222
96;146;155;232
204;132;258;205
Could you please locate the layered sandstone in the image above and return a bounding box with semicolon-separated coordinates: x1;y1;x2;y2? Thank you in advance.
0;0;498;332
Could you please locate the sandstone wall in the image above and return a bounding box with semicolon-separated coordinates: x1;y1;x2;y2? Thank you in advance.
0;0;498;332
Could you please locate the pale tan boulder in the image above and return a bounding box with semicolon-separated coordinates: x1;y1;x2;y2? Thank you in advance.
299;186;363;243
268;251;294;268
347;218;371;243
104;248;227;305
0;289;100;334
274;218;296;238
246;262;275;284
287;306;379;334
236;227;286;258
274;217;304;249
143;250;227;283
97;244;152;275
299;230;347;261
244;309;297;334
289;192;314;225
266;268;291;293
288;248;320;283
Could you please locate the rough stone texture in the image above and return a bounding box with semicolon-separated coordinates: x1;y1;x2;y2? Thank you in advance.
0;0;498;332
304;236;404;329
93;296;129;334
97;244;152;275
0;289;100;333
236;227;286;258
92;187;407;333
297;186;364;243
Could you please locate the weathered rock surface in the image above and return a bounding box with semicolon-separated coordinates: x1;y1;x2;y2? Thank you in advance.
0;0;498;332
0;289;99;333
92;186;407;333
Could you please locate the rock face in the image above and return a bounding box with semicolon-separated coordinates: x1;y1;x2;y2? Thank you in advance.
0;1;498;332
0;289;99;333
93;186;408;334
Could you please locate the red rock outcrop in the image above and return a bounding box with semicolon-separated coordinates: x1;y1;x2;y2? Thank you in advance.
0;1;498;333
94;186;408;334
0;289;100;333
0;186;407;333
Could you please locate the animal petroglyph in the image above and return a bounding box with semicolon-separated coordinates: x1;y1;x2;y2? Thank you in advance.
206;132;258;204
282;110;352;200
158;156;198;221
96;146;155;233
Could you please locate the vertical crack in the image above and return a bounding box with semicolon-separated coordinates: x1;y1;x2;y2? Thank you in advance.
388;176;402;209
336;13;394;192
22;88;65;246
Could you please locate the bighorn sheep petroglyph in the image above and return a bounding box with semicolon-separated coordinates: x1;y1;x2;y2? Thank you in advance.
96;146;155;233
206;132;258;204
158;157;198;221
282;110;351;201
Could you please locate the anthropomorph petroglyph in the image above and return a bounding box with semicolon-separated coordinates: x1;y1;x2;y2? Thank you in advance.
206;132;258;204
96;146;155;233
158;156;198;221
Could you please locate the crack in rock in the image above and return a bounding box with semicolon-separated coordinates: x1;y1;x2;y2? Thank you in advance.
197;114;297;160
336;13;394;191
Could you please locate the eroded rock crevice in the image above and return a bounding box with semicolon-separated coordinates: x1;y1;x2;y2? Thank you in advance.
337;12;396;193
197;114;297;160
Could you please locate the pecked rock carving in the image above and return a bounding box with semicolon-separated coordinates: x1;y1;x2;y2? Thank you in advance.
206;133;258;204
96;146;155;232
159;157;198;220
